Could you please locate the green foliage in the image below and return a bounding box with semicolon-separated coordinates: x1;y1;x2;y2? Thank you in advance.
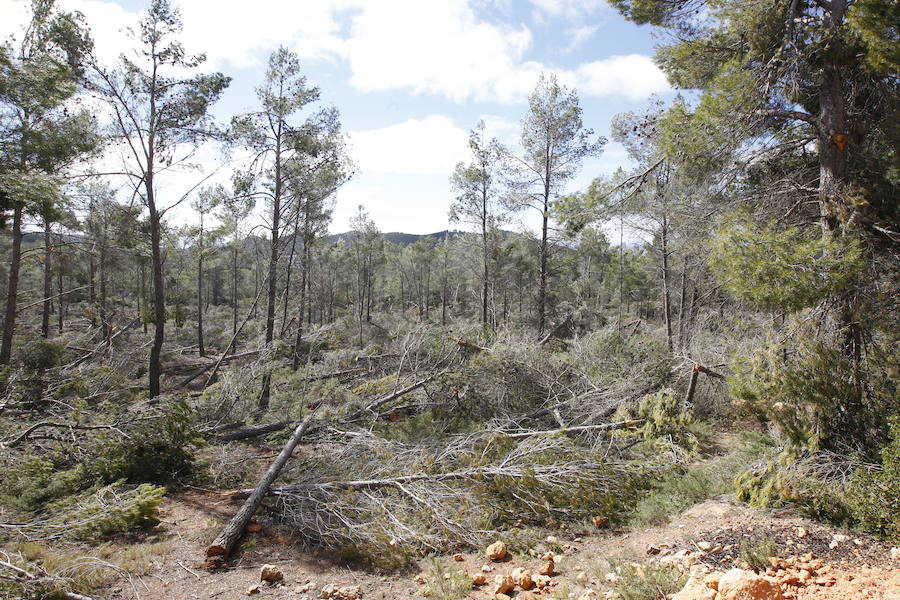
846;418;900;541
735;457;853;525
18;339;64;371
847;0;900;73
709;216;863;312
46;482;165;539
420;556;473;600
616;389;711;453
728;339;896;452
739;536;777;573
88;397;201;484
610;560;687;600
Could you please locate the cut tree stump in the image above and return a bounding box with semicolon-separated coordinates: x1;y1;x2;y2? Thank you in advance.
205;414;316;567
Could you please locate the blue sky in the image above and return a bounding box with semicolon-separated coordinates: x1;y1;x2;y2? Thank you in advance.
1;0;673;235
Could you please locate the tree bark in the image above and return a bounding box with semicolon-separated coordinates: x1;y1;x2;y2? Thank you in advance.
0;206;24;365
41;217;52;338
197;213;205;357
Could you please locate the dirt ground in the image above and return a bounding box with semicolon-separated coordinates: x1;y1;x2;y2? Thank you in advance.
99;490;898;600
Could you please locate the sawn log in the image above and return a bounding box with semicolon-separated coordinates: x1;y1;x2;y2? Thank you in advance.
204;414;316;566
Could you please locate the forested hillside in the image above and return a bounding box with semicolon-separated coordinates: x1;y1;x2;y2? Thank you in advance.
0;0;896;599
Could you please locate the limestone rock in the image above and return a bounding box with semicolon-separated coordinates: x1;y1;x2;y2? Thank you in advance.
539;559;555;576
486;541;508;561
512;567;533;590
452;553;464;562
319;584;363;600
697;541;713;551
704;572;722;591
533;574;552;589
493;574;515;595
260;564;284;583
672;574;716;600
247;585;261;595
717;569;783;600
471;573;487;586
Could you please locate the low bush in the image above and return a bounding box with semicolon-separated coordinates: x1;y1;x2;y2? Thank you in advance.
610;560;686;600
846;417;900;541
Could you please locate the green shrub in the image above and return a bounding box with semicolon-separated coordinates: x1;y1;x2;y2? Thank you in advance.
739;536;777;573
19;340;64;371
629;431;778;529
735;456;853;525
89;397;201;484
611;560;686;600
420;556;472;600
847;418;900;541
729;339;896;453
708;215;862;312
616;389;711;454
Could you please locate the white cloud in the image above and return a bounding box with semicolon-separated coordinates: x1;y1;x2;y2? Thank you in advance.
335;1;667;102
349;115;470;176
564;24;601;52
2;0;668;103
569;55;671;100
342;0;533;103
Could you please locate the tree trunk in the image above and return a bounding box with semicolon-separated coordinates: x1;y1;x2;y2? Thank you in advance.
57;235;65;334
197;216;205;357
660;212;673;353
292;236;311;371
41;217;52;338
260;138;283;411
148;200;165;401
0;206;24;364
538;191;549;335
99;237;110;345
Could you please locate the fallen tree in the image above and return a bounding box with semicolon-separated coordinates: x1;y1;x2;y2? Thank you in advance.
205;414;317;566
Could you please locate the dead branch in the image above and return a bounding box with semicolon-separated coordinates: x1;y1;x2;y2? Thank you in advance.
175;349;260;389
0;556;96;600
205;414;317;566
63;317;142;369
683;363;727;406
344;370;447;422
538;313;575;346
304;367;368;382
504;419;644;438
2;421;123;448
455;337;491;353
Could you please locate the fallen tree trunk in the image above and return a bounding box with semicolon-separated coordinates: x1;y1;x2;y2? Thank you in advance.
3;421;121;448
205;414;316;566
176;349;260;389
304;367;367;382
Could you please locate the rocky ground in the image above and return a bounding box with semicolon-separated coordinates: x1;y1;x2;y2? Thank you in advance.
100;490;899;600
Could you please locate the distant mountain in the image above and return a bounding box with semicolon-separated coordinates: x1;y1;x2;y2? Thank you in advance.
326;230;468;246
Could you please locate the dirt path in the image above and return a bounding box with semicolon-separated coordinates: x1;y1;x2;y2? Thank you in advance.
102;489;898;600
